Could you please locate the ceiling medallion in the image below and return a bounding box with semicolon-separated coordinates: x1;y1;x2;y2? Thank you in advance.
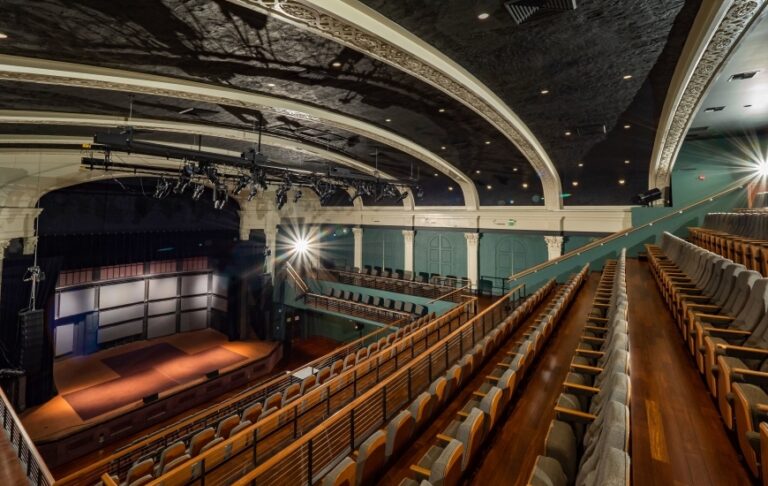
653;0;764;188
241;0;561;207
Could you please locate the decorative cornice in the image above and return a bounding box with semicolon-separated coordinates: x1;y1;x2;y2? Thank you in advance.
232;0;562;209
652;0;765;189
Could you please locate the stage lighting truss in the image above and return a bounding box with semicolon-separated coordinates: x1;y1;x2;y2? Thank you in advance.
81;127;423;210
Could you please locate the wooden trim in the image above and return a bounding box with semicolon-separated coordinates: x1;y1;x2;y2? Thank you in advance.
0;387;54;485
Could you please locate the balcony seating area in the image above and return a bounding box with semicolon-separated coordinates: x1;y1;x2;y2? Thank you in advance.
321;287;429;317
689;211;768;275
528;249;630;486
647;230;768;480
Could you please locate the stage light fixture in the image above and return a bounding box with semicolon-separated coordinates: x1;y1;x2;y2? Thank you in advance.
395;191;408;203
213;183;228;210
293;190;303;203
247;184;259;202
154;177;171;199
233;175;251;195
191;183;205;201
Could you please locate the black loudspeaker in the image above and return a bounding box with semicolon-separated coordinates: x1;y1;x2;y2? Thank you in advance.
206;369;220;380
18;309;44;373
143;393;159;404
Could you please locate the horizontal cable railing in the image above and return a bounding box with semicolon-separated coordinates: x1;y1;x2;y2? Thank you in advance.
508;181;746;285
144;299;479;486
55;307;450;485
304;293;414;324
232;283;531;485
323;268;468;303
0;385;54;486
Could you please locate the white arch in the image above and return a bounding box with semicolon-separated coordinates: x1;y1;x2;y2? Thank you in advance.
0;54;475;209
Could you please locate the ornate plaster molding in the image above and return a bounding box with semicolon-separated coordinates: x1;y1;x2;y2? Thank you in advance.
231;0;562;209
464;232;481;245
0;55;476;209
651;0;766;189
544;235;564;261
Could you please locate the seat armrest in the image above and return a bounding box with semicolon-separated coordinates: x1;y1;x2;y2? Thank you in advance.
582;325;607;333
563;382;600;395
554;406;596;423
570;363;602;374
732;368;768;387
575;348;604;357
717;344;768;359
705;328;751;338
436;433;453;443
472;391;487;398
581;336;605;344
456;411;469;418
486;374;501;381
697;314;735;324
410;465;431;478
587;316;608;323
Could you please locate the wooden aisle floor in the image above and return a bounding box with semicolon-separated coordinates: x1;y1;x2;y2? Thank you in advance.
0;429;27;485
626;258;752;486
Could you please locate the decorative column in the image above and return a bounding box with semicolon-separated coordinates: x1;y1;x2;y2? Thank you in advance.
352;227;363;270
544;236;564;261
402;230;415;273
23;236;38;255
464;232;480;290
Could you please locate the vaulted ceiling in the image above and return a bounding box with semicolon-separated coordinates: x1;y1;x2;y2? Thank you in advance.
0;0;718;208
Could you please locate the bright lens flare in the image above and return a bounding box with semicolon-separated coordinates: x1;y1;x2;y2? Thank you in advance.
757;161;768;177
293;238;310;254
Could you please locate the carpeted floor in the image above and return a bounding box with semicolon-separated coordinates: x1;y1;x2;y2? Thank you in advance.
62;343;247;420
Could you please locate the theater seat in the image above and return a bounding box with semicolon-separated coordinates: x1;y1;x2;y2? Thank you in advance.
264;392;282;411
529;455;567;486
282;383;301;406
410;438;463;486
386;410;415;458
300;375;317;395
409;392;434;429
458;386;503;432
436;407;484;472
355;430;386;486
162;453;191;474
229;420;251;438
121;458;154;486
241;402;263;424
154;441;185;476
126;476;154;486
429;377;448;407
187;427;215;457
322;457;355;486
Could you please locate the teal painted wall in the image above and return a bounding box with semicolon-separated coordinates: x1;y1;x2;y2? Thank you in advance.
362;227;405;270
319;225;355;268
478;232;548;282
414;229;468;277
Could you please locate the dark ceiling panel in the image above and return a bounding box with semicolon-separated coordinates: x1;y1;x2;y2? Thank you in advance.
0;0;541;205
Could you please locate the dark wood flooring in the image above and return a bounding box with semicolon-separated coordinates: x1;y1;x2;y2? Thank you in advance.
0;430;28;486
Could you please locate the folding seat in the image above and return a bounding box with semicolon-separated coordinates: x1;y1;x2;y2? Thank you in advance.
444;365;463;398
300;375;317;395
382;298;393;309
558;372;630;419
528;455;568;486
367;342;379;356
403;302;415;314
215;414;240;440
360;295;372;305
258;406;278;421
403;270;413;281
388;333;398;345
681;263;745;337
125;476;154;486
458;354;474;381
376;337;388;350
458;386;503;432
386;410;415;459
161;452;191;475
434;408;484;472
410;438;463;486
154;441;185;476
381;269;391;279
343;354;357;370
282;383;301;406
229;420;251;438
330;360;343;377
121;459;154;486
322;457;356;486
186;427;215;457
355;348;369;363
323;288;333;297
409;392;434;430
429;376;448;408
394;300;404;311
474;368;517;408
371;296;383;307
354;430;386;485
351;292;361;302
264;392;282;411
692;277;768;372
353;266;360;273
241;402;263;424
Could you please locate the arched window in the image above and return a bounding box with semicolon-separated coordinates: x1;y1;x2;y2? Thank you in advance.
496;238;529;277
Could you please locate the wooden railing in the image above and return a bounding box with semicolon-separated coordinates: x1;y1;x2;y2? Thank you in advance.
304;293;413;324
233;283;533;485
324;268;470;303
0;385;54;486
141;298;482;486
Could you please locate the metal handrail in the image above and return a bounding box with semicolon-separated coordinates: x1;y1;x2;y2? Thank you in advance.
508;181;746;283
0;385;54;486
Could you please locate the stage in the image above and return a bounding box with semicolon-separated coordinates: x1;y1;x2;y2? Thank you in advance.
22;329;280;445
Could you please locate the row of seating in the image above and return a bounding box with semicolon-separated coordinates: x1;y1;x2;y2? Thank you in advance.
336;265;469;288
111;312;433;485
530;249;631;486
396;267;587;486
689;212;768;275
321;287;429;316
647;232;768;479
319;275;568;486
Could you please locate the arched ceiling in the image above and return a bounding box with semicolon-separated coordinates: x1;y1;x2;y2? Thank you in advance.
0;0;740;209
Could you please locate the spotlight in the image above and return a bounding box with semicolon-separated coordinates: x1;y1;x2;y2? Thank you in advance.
233;176;251;195
213;183;228;209
415;186;424;199
276;185;289;210
634;188;662;206
247;184;259;202
154;177;171;199
191;183;205;201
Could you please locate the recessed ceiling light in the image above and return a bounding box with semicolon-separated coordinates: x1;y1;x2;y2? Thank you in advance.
572;181;579;187
540;89;550;95
624;159;630;164
448;186;454;191
267;83;276;87
434;173;439;177
441;145;446;150
439;108;446;113
623;74;632;80
484;141;491;145
522;182;529;189
578;163;584;167
564;131;572;136
618;179;626;185
475;169;481;174
623;124;630;129
385;118;392;122
486;184;493;190
0;33;7;40
478;12;490;20
331;61;342;68
512;167;518;172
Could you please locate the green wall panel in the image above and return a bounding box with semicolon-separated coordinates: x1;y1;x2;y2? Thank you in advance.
362;227;405;270
478;232;548;282
414;229;468;278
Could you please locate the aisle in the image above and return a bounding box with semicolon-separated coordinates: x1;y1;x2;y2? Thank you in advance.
627;259;752;486
469;270;599;485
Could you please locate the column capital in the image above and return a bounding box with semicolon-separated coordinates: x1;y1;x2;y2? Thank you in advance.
401;229;415;243
352;226;363;236
544;235;564;261
464;232;480;245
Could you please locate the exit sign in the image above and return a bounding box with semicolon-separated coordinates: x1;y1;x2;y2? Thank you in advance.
507;219;517;227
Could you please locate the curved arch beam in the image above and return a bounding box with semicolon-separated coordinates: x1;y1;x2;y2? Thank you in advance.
0;111;415;209
649;0;766;190
233;0;562;209
0;54;475;209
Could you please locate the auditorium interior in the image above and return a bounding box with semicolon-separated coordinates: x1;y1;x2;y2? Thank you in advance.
1;1;768;485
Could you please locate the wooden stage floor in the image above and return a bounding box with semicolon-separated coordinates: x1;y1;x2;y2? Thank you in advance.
21;329;278;442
